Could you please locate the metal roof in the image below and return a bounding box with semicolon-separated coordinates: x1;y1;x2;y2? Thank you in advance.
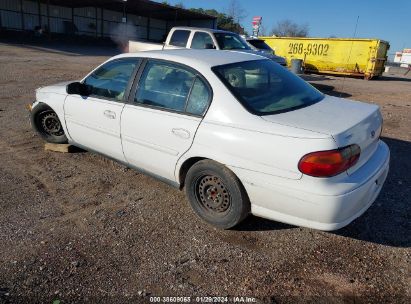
41;0;216;21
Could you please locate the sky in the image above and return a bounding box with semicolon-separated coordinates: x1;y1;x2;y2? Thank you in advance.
162;0;410;57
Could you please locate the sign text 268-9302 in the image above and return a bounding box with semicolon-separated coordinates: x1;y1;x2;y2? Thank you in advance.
288;43;330;56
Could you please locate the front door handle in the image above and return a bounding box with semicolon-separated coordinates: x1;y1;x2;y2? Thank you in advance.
171;128;190;139
103;110;116;119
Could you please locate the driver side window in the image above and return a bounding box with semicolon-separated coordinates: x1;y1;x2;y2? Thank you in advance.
83;58;140;101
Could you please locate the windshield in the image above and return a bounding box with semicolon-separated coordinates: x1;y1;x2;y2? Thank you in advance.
214;33;251;50
248;39;272;51
212;59;324;115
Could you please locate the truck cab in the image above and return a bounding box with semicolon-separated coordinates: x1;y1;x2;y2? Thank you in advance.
164;27;249;51
129;26;287;66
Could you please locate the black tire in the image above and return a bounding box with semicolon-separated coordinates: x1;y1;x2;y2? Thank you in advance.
185;159;250;229
30;103;68;144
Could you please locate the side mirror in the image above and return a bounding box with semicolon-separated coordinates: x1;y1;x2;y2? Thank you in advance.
204;43;216;49
66;82;91;96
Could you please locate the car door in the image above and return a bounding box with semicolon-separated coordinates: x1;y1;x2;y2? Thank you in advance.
64;58;140;161
121;59;212;182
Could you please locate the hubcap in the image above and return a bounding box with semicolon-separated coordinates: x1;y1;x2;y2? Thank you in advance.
196;175;230;214
41;112;63;136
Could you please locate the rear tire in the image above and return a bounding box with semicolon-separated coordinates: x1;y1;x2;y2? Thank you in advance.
31;103;68;144
185;160;250;229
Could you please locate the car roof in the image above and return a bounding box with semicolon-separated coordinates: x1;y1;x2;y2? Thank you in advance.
115;49;265;69
171;26;234;34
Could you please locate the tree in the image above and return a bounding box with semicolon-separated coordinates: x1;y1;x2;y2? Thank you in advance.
258;23;267;36
226;0;247;24
270;20;309;37
174;1;184;9
189;8;245;34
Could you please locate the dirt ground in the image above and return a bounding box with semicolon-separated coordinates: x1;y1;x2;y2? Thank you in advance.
0;42;410;304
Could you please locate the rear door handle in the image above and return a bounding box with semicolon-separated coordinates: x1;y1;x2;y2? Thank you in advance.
171;128;190;139
103;110;116;119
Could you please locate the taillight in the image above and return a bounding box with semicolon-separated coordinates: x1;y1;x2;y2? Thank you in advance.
298;144;361;177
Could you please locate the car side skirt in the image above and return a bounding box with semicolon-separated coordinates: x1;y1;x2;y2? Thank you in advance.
69;141;180;189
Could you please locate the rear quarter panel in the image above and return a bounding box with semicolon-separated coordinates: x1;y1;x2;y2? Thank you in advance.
129;41;163;52
181;121;337;181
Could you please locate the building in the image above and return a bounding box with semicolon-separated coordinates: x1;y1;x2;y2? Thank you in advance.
394;49;411;67
0;0;216;42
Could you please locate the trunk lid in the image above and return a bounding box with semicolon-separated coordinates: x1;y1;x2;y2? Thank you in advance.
261;95;382;175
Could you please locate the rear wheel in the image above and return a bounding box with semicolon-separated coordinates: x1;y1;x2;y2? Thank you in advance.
185;160;250;229
31;104;68;144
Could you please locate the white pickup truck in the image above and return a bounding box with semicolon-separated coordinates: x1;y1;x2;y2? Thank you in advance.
129;26;287;66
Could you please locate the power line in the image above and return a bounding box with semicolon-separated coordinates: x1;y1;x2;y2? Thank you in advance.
340;15;359;96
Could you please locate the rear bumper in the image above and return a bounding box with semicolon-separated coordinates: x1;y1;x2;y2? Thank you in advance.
243;140;390;231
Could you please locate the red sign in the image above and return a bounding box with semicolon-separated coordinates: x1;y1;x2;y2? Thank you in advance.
252;16;262;35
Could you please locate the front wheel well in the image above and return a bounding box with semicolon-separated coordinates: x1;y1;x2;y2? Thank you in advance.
30;102;68;144
32;102;54;112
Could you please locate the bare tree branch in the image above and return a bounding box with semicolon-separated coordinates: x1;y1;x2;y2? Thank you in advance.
258;23;267;36
271;20;309;37
226;0;247;23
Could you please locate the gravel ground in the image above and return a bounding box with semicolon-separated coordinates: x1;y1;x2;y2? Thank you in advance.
0;42;410;304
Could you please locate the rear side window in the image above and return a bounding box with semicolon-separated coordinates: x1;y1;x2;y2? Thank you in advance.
135;61;195;111
83;58;139;101
191;32;215;49
186;78;210;115
134;61;212;115
169;30;190;47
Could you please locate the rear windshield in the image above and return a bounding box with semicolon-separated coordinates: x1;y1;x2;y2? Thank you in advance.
212;59;324;115
248;39;272;51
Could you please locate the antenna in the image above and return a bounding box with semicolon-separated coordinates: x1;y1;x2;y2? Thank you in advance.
353;15;359;37
340;15;359;97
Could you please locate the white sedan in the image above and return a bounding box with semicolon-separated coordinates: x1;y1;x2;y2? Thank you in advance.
30;49;390;230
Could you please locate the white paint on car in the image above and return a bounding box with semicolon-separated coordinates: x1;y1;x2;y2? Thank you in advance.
32;49;390;231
